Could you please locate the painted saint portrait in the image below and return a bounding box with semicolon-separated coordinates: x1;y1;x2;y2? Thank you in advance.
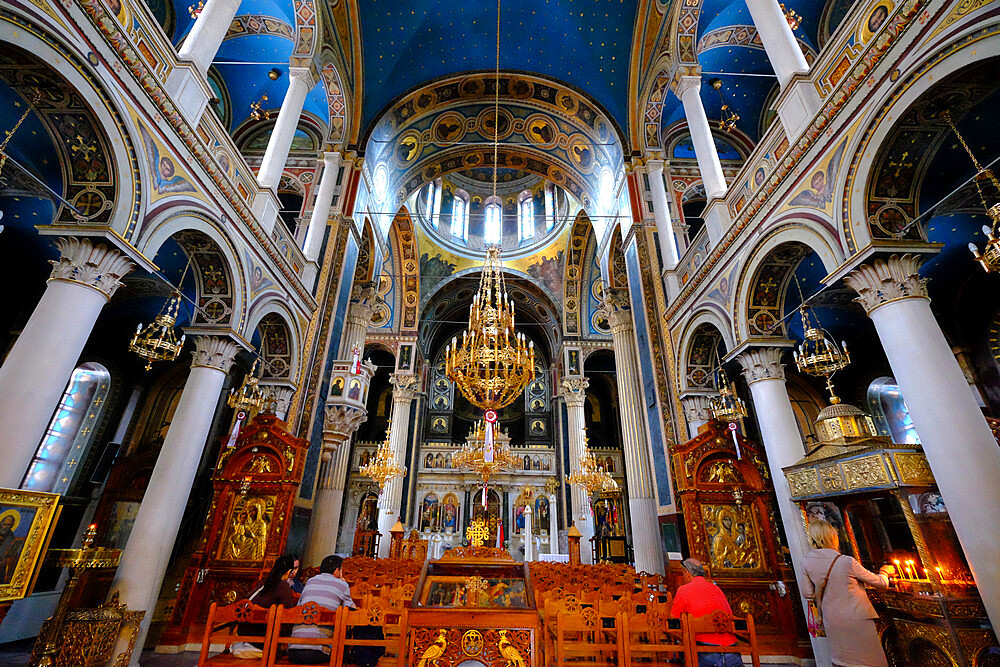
222;497;270;561
0;509;31;586
330;377;344;398
867;5;888;33
348;378;361;401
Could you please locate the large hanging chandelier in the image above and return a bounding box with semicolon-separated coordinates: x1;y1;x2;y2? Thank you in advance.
793;304;850;404
129;291;186;371
567;435;617;496
709;366;747;423
943;110;1000;272
360;428;406;497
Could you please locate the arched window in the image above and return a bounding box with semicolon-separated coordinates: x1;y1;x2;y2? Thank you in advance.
867;377;920;444
430;178;443;227
452;189;469;239
518;190;534;242
22;363;111;493
484;197;502;245
544;182;555;230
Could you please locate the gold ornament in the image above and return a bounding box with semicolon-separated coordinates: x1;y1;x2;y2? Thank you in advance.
567;435;617;495
129;291;185;371
465;518;490;547
793;304;851;404
709;367;747;422
359;428;405;495
711;79;741;133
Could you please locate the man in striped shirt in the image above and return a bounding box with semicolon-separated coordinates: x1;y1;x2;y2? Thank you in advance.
288;554;356;664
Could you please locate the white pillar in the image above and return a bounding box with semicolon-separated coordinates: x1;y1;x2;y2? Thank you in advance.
176;0;242;75
744;0;808;87
600;290;665;574
523;504;534;562
305;406;367;566
376;372;419;556
646;160;680;271
257;67;314;191
302;152;343;263
112;336;240;662
560;377;594;563
339;283;384;358
737;347;831;666
548;493;559;555
674;75;727;200
0;238;134;488
845;255;1000;628
681;394;714;440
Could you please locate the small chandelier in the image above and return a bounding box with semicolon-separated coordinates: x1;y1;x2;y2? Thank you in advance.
944;111;1000;272
249;94;270;121
360;428;406;496
709;366;747;422
793;304;850;404
780;4;801;30
567;435;617;496
711;80;740;133
129;291;186;371
188;1;203;18
454;419;520;497
228;358;266;415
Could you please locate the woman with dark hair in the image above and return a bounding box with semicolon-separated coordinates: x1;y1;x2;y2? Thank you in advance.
233;555;299;658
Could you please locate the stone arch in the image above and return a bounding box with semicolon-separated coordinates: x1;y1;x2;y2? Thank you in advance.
387;209;420;332
734;224;842;344
676;309;735;394
0;17;140;236
246;299;301;383
564;210;599;337
135;211;248;332
842;28;1000;254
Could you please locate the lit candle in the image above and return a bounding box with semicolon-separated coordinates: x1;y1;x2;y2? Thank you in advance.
935;566;943;583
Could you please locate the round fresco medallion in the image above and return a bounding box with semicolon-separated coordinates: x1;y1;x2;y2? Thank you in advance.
432;112;466;145
567;134;595;171
555;89;578;115
525;114;557;146
395;131;421;165
508;77;533;100
477;107;514;141
458;76;486;98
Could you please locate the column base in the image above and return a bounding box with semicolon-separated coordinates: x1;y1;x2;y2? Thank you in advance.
774;74;821;141
703;198;731;246
305;487;346;567
165;61;211;127
252;190;281;234
301;260;320;293
376;507;398;559
628;496;665;574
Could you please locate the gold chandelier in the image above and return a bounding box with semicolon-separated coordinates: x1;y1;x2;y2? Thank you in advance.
780;4;802;30
453;419;520;482
709;366;747;423
711;79;740;133
944;111;1000;272
129;291;186;371
445;246;535;411
360;428;405;495
567;436;617;496
793;304;850;404
228;358;267;415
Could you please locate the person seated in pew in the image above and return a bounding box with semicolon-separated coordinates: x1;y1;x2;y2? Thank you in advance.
233;555;300;659
288;554;357;664
670;558;741;667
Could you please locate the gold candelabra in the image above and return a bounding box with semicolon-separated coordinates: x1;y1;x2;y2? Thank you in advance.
711;79;740;133
249;94;270;121
944;111;1000;272
567;436;618;496
360;428;405;495
793;304;850;404
780;4;801;30
445;246;535;411
710;366;747;422
453;420;520;483
227;358;267;415
129;291;186;371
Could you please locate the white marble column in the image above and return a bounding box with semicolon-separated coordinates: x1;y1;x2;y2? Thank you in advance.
548;492;559;555
302;152;343;264
681;394;714;439
339;283;384;358
304;404;367;566
176;0;241;75
560;376;594;563
376;372;420;556
257;67;315;191
674;75;727;200
737;347;831;665
646;160;680;272
112;336;240;662
0;238;134;488
845;255;1000;628
600;290;666;574
523;504;534;562
744;0;808;87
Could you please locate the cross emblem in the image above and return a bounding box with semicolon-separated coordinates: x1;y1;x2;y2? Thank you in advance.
69;135;97;160
466;519;489;547
465;575;487;597
888;151;913;178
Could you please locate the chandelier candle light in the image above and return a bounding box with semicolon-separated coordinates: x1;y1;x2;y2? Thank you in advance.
567;434;618;497
129;291;186;371
360;428;406;504
709;361;748;459
793;304;851;404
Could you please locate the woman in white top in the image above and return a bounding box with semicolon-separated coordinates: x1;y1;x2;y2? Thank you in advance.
801;519;893;667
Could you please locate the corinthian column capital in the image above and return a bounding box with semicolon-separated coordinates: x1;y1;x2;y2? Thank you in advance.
323;404;367;448
48;237;136;299
190;336;240;373
599;288;634;335
673;74;702;100
390;371;420;402
681;394;714;423
843;254;929;315
560;376;590;407
737;347;786;385
347;281;386;324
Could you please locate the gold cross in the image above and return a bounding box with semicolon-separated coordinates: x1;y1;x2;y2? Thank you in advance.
888;151;914;178
466;519;489;547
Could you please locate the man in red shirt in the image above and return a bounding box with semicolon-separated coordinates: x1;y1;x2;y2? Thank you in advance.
670;558;741;667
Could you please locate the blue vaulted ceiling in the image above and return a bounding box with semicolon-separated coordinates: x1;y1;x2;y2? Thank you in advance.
356;0;638;139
